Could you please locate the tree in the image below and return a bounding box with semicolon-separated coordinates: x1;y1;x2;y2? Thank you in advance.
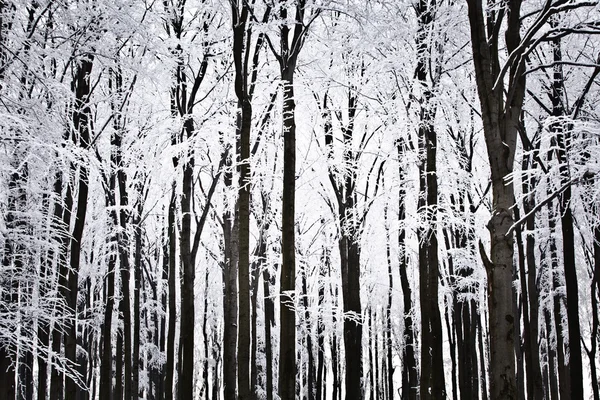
465;1;596;398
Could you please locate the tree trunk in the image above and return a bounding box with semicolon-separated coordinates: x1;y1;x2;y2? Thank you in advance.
466;2;526;398
263;263;275;400
414;2;445;397
397;139;418;400
132;212;142;400
179;121;196;399
550;34;583;400
222;152;239;399
547;205;570;399
64;55;94;400
316;247;328;400
279;62;297;400
203;266;211;400
165;187;177;400
384;204;394;399
522;152;544;400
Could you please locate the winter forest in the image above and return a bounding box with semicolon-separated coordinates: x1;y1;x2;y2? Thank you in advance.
2;0;600;399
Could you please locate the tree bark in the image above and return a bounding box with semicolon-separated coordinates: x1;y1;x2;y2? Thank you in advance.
165;187;177;400
466;3;526;398
549;34;584;400
64;55;94;400
397;139;418;400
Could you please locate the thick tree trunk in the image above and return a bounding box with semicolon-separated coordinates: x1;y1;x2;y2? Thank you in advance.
279;69;297;400
64;56;94;400
179;127;196;399
237;99;252;400
414;2;445;396
466;2;525;398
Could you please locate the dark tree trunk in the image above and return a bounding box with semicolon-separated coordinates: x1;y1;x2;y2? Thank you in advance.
368;307;374;400
302;263;316;400
263;263;275;400
589;224;600;400
279;49;298;400
50;178;73;400
384;205;393;399
99;192;117;400
316;247;328;400
521;151;544;400
202;267;211;400
477;311;489;400
414;2;445;397
165;188;177;400
549;33;584;400
64;55;94;400
178;123;196;399
466;3;527;398
39;170;67;400
158;218;169;400
330;275;340;400
544;309;559;400
397;139;418;400
132;211;143;400
222;154;239;400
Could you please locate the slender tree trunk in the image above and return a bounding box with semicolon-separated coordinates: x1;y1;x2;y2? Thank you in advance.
39;171;66;400
250;254;259;400
165;187;177;400
132;213;142;400
316;247;328;400
158;219;169;400
384;204;394;399
263;263;275;400
50;178;72;400
397;140;417;400
547;206;570;399
522;153;544;400
222;153;239;399
544;309;559;400
589;224;600;400
368;307;375;400
302;264;316;400
100;204;117;400
330;274;340;400
477;311;489;400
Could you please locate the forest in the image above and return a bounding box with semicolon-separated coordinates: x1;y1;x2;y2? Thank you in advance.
1;0;599;399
